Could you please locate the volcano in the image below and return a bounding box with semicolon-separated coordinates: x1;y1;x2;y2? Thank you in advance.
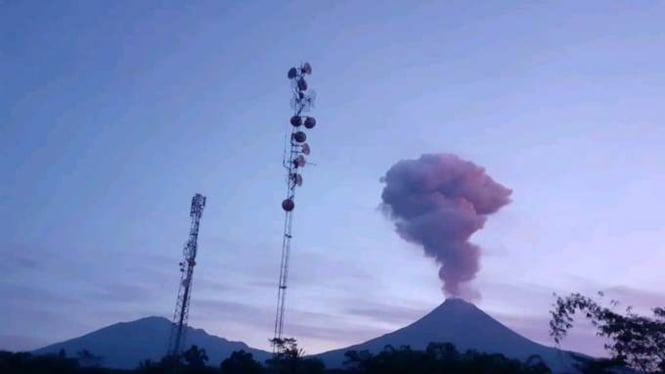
317;298;583;372
32;316;270;369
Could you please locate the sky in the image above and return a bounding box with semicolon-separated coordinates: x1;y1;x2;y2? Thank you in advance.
2;0;664;359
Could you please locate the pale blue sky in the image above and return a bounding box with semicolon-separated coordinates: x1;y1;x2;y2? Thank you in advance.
2;0;664;358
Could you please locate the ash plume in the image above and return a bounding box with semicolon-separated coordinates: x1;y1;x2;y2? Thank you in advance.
380;153;512;298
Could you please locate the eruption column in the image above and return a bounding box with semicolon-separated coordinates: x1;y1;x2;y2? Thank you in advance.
380;153;512;298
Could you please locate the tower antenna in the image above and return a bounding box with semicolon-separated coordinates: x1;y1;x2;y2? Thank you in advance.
272;63;317;349
167;193;207;357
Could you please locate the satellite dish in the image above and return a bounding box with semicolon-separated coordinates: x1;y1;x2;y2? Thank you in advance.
294;174;303;186
287;67;298;79
294;155;306;168
292;131;307;143
282;198;295;212
290;116;302;127
297;77;308;91
301;143;310;155
304;116;316;129
301;62;312;75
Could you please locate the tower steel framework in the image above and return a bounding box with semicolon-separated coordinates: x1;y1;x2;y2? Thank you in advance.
272;62;317;348
167;193;207;357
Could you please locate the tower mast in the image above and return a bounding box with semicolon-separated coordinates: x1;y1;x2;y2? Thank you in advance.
272;62;317;348
168;193;207;357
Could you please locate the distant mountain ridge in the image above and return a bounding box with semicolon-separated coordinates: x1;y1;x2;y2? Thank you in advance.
316;298;583;373
33;316;270;369
33;300;590;372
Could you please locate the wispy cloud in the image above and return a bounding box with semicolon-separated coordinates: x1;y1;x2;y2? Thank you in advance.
343;302;428;326
600;286;665;313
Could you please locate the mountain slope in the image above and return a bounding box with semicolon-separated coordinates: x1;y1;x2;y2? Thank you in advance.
33;316;270;369
317;298;583;373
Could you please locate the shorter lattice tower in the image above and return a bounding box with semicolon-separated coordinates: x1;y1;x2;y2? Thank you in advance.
167;193;207;357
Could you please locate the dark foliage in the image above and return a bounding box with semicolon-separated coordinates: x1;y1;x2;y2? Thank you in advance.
567;355;631;374
220;350;262;374
549;292;665;373
1;340;552;374
343;343;551;374
266;337;325;374
0;350;110;374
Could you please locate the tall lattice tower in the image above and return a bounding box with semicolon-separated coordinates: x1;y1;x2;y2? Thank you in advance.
272;62;317;348
167;193;207;357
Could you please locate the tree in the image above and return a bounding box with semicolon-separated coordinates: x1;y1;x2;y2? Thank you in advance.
76;349;103;368
568;355;628;374
0;351;79;374
160;352;183;369
182;344;209;368
298;357;325;374
221;350;263;374
343;349;374;372
267;337;322;374
343;343;550;374
549;292;665;373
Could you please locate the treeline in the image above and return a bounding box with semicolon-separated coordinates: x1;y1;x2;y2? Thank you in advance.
1;342;554;374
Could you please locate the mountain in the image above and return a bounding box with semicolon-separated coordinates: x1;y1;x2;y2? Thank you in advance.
317;298;584;373
33;316;270;369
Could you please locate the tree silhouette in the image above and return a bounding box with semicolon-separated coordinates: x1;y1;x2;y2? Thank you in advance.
181;344;209;368
76;349;103;368
1;342;555;374
549;292;665;373
343;343;551;374
267;337;324;374
221;350;263;374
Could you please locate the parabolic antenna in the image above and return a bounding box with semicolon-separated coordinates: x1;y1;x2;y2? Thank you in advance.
290;115;302;127
301;62;312;75
293;131;307;143
287;67;298;79
282;198;295;212
294;174;303;186
294;155;306;168
301;143;310;155
304;116;316;129
297;77;308;92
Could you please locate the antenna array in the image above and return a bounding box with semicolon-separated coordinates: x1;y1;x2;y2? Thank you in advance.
167;193;207;357
273;63;317;346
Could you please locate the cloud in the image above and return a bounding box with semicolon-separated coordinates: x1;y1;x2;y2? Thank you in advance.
84;283;158;303
1;283;77;305
599;286;665;313
0;243;45;273
194;299;272;322
287;322;390;348
343;303;428;326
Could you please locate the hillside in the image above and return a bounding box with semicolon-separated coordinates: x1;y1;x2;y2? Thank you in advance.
33;316;270;369
317;298;584;373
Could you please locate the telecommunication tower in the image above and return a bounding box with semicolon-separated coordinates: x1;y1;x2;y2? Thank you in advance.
272;63;318;347
167;193;207;357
